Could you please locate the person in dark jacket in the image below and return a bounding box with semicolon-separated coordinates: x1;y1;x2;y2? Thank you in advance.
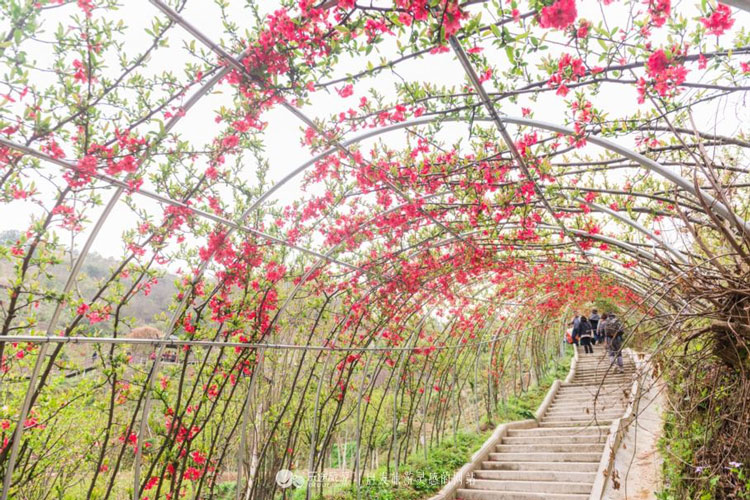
603;312;625;372
596;313;608;342
589;309;600;344
576;315;594;354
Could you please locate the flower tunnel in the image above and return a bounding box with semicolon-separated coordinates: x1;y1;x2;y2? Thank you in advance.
0;0;748;499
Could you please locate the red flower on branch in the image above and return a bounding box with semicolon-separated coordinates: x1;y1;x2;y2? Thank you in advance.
336;84;353;97
700;4;734;36
646;0;670;28
539;0;577;30
637;47;688;103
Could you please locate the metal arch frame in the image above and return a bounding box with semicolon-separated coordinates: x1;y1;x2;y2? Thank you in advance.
2;2;744;496
217;113;748;251
445;32;592;268
375;223;666;288
723;1;750;13
0;122;689;311
0;115;699;474
0;106;721;497
410;224;667;278
0;122;697;271
579;199;689;265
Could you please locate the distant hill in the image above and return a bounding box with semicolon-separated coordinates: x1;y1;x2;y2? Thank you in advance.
0;229;177;333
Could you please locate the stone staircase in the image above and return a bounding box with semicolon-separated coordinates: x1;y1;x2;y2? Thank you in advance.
455;345;636;500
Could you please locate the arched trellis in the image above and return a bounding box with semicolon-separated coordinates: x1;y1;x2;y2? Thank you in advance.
0;2;748;499
0;102;734;495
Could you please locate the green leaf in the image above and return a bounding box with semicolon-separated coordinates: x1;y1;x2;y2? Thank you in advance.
505;45;515;64
490;23;502;39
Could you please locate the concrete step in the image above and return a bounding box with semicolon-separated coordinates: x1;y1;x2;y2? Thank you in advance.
569;376;634;382
455;489;588;500
466;479;593;494
550;397;625;405
502;434;607;445
544;413;619;420
556;388;626;394
473;470;597;483
539;419;614;427
480;460;600;472
550;398;624;405
549;400;626;408
574;368;633;372
552;396;625;404
543;411;623;420
546;406;624;413
555;390;628;398
559;384;630;390
507;426;609;436
568;378;634;384
558;386;626;392
542;415;620;423
548;406;625;414
549;405;625;412
488;452;602;462
562;381;632;388
496;443;604;453
548;400;625;408
557;382;631;388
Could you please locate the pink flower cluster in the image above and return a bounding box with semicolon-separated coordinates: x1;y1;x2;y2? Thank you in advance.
637;47;688;103
548;53;587;97
700;4;734;36
539;0;577;30
646;0;671;27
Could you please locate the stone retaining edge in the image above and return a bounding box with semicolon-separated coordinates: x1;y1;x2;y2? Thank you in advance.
534;379;561;421
564;344;579;384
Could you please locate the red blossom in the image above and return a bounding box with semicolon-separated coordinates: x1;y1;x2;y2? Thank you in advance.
77;0;94;17
183;466;202;481
221;134;239;150
700;4;734;36
638;47;688;103
64;154;98;187
539;0;577;30
646;0;670;27
336;84;353;97
576;19;590;38
72;59;90;82
547;53;587;97
144;477;159;491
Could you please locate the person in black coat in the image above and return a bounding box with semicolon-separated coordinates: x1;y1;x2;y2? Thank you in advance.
576;315;594;354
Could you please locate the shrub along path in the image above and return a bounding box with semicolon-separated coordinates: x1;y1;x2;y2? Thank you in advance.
456;344;635;500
